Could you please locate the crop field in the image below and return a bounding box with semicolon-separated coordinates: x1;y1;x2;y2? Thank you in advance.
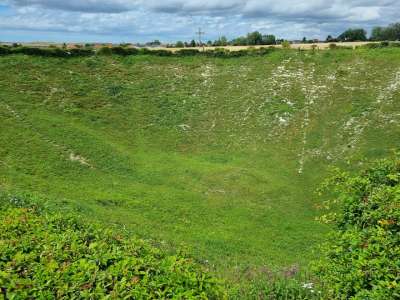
158;41;378;52
1;48;400;290
0;41;377;51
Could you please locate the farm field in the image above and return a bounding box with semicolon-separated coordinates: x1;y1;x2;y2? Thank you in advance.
158;41;379;52
0;41;378;51
1;48;400;288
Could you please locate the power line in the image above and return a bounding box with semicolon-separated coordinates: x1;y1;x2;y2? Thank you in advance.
196;28;205;45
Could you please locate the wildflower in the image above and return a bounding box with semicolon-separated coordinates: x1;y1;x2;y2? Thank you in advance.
302;282;314;289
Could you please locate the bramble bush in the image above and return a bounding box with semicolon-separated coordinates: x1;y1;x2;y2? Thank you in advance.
0;196;225;299
314;156;400;299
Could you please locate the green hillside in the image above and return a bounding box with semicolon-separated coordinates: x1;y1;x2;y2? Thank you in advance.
1;48;399;288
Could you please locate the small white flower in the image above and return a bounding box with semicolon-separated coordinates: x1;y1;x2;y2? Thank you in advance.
302;283;314;289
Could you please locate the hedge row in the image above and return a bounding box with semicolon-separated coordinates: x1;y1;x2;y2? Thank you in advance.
0;45;275;58
357;41;400;49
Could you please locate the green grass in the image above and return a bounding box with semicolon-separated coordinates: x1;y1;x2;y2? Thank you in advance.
1;48;399;290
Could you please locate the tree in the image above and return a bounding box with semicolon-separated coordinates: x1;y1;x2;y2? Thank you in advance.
213;36;228;47
230;36;247;46
246;31;263;45
189;39;197;47
338;28;367;42
326;35;334;42
146;40;162;47
262;34;276;45
371;27;384;41
371;23;400;41
175;41;184;48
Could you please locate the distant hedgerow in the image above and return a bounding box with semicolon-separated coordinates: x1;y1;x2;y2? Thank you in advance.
0;45;278;59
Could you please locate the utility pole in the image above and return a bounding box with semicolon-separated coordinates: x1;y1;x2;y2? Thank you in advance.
196;28;205;51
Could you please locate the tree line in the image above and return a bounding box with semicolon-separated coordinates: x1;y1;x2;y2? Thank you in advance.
166;22;399;48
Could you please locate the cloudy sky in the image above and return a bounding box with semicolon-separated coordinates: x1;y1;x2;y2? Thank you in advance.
0;0;398;43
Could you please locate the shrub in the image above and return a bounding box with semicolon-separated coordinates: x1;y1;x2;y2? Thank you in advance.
380;41;390;47
137;48;173;57
175;49;200;56
148;49;174;57
205;48;230;57
314;156;400;299
0;197;225;299
12;47;69;57
281;41;291;49
97;46;113;56
329;43;338;50
0;46;11;55
69;48;94;57
111;46;139;56
227;50;250;57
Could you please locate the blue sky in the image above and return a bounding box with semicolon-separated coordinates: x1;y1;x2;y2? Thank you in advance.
0;1;398;43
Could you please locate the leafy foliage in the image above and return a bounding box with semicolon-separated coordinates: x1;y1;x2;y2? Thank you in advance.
371;23;400;41
0;200;225;299
338;28;367;42
315;156;400;299
281;41;291;49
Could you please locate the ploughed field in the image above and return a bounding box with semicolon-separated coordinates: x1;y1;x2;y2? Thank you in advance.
1;48;399;281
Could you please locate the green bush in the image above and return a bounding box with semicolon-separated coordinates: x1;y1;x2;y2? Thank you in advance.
97;46;113;56
329;43;338;50
175;49;200;56
0;46;11;55
314;156;400;299
149;49;174;57
1;46;93;57
12;47;64;57
389;42;400;48
204;48;231;58
281;41;291;49
357;42;392;49
111;46;139;56
0;198;225;299
69;48;94;57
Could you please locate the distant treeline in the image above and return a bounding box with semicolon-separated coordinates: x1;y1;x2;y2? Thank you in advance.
371;23;400;41
329;23;400;43
167;22;400;47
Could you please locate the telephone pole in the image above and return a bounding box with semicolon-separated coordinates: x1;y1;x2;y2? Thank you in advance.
196;28;205;51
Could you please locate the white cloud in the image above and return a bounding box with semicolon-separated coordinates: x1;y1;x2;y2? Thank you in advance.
0;0;399;42
5;0;138;13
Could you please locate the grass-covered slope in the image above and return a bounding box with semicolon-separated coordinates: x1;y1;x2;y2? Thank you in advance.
0;48;400;282
0;197;223;299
